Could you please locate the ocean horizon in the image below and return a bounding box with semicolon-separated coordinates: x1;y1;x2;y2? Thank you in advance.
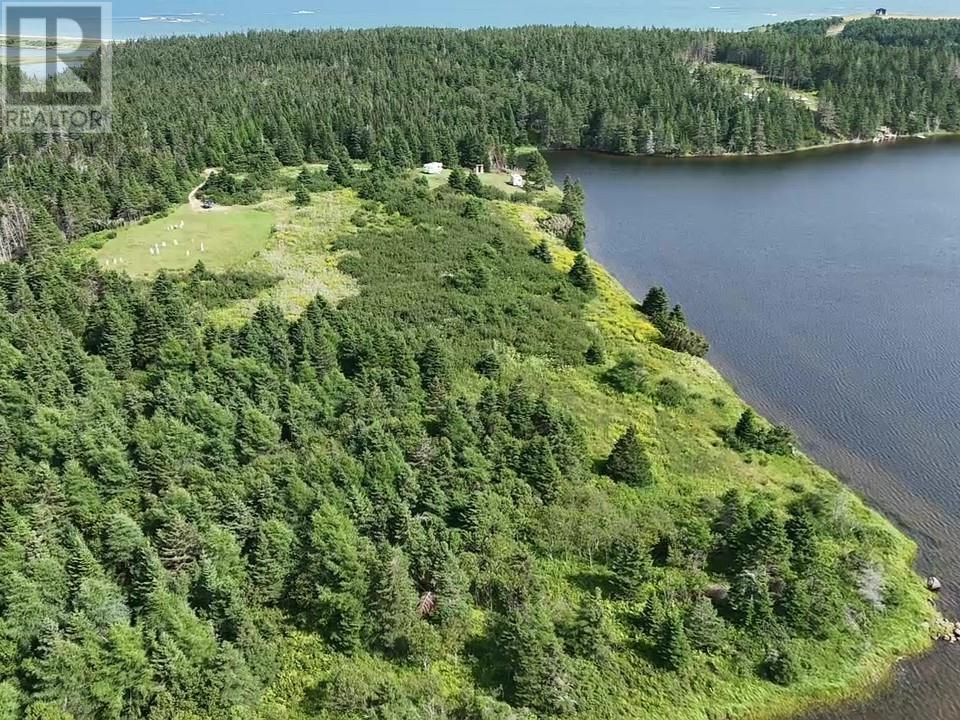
102;0;960;39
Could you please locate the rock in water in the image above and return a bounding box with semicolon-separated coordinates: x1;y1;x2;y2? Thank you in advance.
928;576;942;592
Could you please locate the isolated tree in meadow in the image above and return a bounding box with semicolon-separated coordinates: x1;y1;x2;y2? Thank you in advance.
605;425;653;486
656;611;690;670
566;210;586;251
525;150;552;189
293;184;311;206
570;588;612;661
734;408;762;448
533;239;553;263
568;253;596;294
640;286;669;319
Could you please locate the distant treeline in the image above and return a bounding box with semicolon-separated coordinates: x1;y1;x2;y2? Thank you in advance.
840;17;960;47
760;17;843;36
3;23;960;254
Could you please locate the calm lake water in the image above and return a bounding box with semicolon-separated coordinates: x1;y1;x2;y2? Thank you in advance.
110;0;960;38
548;142;960;719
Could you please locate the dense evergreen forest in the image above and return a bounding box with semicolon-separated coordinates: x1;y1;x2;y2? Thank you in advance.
839;17;960;47
3;21;960;255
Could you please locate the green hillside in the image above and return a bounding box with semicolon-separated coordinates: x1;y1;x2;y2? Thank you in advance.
0;161;934;720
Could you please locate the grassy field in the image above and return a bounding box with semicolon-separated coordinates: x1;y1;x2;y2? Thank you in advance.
93;204;274;278
714;62;820;111
89;181;366;325
206;188;364;325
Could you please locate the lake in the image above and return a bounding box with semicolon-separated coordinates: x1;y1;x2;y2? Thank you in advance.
548;142;960;719
110;0;960;38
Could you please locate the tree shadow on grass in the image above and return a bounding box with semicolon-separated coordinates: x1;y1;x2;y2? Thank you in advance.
464;628;511;700
567;569;619;597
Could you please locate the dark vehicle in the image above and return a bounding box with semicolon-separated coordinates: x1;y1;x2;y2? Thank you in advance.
201;199;214;209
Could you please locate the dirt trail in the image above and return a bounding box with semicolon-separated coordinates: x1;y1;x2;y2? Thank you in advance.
188;168;227;212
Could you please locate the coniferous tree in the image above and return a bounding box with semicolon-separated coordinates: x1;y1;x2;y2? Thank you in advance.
569;588;612;661
500;605;575;715
465;172;484;196
520;436;563;502
533;239;553;263
566;210;586;251
448;167;467;191
640;286;669;319
369;545;420;658
734;408;763;448
656;612;690;670
293;184;311;206
525;150;551;189
568;253;596;294
604;426;654;487
610;540;654;596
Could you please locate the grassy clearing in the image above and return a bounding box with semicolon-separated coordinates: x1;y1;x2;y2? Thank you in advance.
92;204;273;278
714;62;820;111
422;167;528;194
88;182;367;325
206;188;363;326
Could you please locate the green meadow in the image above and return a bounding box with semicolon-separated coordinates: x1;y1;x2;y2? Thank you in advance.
93;204;273;278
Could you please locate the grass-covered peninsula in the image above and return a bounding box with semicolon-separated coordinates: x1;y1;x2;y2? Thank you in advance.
0;152;936;719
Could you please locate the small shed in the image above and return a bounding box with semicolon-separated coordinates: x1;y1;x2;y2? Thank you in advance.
422;161;444;175
510;173;525;188
875;7;887;15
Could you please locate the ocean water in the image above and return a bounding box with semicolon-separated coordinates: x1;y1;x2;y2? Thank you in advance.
104;0;960;38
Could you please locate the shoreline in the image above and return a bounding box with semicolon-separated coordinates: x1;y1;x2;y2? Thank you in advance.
545;130;960;165
593;264;937;720
504;193;939;720
590;256;936;720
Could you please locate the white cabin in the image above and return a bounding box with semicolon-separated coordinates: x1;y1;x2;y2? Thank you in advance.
422;162;444;175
